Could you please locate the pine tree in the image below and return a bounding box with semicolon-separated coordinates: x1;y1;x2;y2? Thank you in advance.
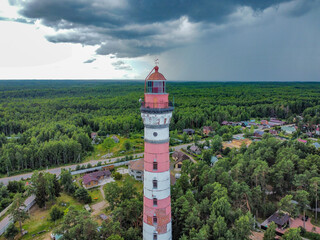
9;193;29;234
36;172;47;208
4;223;18;240
53;174;61;197
263;222;276;240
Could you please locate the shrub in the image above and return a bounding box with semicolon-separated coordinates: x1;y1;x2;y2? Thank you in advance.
50;205;64;221
113;172;122;181
4;223;18;240
300;227;320;240
74;188;92;204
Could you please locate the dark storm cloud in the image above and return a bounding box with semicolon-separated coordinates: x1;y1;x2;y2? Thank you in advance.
13;0;292;26
83;58;96;64
9;0;317;59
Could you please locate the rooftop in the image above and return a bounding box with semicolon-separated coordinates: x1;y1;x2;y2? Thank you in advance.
147;66;166;80
129;158;144;171
83;170;111;185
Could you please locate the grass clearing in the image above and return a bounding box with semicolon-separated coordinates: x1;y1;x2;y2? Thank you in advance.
113;174;143;193
6;193;85;240
88;187;103;204
87;135;144;162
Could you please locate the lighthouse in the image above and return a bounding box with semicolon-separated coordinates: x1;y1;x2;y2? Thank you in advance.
141;66;173;240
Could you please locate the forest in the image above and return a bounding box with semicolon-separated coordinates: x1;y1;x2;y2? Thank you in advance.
1;81;320;175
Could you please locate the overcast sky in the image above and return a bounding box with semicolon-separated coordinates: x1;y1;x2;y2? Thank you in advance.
0;0;319;81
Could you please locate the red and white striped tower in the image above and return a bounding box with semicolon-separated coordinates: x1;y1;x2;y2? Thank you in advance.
141;66;173;240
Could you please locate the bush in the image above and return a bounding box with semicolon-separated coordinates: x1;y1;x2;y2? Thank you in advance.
76;165;81;170
87;163;92;169
1;197;12;210
4;223;18;240
7;181;24;193
124;140;132;151
74;188;92;204
300;227;320;240
113;172;122;181
50;205;64;221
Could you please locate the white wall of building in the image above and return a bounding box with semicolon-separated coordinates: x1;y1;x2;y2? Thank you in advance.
144;127;169;142
144;170;170;200
143;221;172;240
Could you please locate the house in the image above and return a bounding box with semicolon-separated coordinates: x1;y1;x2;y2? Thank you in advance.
91;132;97;140
306;132;313;137
83;170;111;189
297;139;307;144
262;211;290;230
269;129;278;136
190;145;201;155
316;127;320;135
313;142;320;149
183;129;195;135
254;131;265;138
172;151;190;170
261;120;268;125
281;125;296;134
269;118;285;126
210;156;218;166
172;151;189;162
111;135;119;143
221;121;229;125
203;126;213;135
241;121;249;127
129;158;144;181
102;165;114;171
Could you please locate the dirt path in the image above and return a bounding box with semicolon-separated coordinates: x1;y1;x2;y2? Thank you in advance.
91;185;108;216
182;151;197;163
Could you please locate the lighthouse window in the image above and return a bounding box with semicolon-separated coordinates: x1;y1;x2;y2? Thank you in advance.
153;180;158;189
153;132;158;137
153;162;158;170
153;198;158;206
153;215;157;224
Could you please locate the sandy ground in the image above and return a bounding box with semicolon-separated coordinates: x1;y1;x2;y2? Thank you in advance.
250;231;264;240
91;185;108;216
223;138;252;149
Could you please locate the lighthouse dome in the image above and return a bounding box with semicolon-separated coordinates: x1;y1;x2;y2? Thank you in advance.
147;66;166;80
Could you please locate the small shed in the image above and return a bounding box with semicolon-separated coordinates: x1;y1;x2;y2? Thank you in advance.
183;129;195;135
210;156;218;166
84;204;91;212
203;126;213;135
313;142;320;149
190;145;201;155
99;214;108;221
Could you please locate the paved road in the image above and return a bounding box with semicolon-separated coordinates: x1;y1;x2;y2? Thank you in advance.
0;142;196;185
